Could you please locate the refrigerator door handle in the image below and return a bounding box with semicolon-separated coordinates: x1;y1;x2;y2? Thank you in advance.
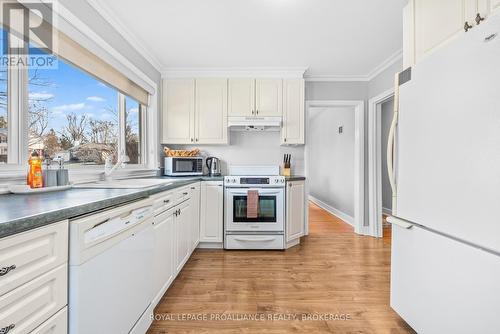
387;216;413;229
387;73;400;213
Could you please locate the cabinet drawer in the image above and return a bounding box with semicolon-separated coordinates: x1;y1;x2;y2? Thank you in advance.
0;264;67;334
0;221;68;296
175;186;191;205
152;191;175;215
225;235;284;250
30;307;67;334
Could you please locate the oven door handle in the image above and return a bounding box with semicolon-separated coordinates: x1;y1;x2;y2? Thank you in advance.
228;189;282;195
234;236;277;242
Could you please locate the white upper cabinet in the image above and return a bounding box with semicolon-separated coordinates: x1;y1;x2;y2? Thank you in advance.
404;0;492;67
162;79;195;144
255;79;283;117
228;79;255;117
195;79;228;144
281;79;305;145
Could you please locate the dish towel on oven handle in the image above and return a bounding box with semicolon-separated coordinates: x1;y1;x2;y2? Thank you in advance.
247;189;259;219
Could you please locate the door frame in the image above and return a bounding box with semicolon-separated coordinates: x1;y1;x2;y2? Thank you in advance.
367;89;395;238
305;100;365;235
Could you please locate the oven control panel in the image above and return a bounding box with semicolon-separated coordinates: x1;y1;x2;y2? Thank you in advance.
224;176;285;187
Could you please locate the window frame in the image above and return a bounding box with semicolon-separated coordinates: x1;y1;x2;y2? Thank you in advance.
0;29;154;179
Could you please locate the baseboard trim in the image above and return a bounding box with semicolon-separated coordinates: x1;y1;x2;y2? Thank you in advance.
309;196;354;226
197;242;223;249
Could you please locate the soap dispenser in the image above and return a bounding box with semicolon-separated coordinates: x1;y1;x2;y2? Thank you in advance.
27;151;43;188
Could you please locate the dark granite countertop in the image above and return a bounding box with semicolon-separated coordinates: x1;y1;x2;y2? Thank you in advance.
0;176;223;239
285;176;306;181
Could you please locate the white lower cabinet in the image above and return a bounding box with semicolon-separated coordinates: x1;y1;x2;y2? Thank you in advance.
199;181;224;244
152;207;175;303
30;307;67;334
174;200;192;274
189;182;201;251
286;180;305;245
0;264;67;334
0;220;68;297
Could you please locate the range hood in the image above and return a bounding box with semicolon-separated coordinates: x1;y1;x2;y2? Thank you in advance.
228;116;282;131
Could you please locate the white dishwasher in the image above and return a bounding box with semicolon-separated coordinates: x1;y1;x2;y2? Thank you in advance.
69;198;155;334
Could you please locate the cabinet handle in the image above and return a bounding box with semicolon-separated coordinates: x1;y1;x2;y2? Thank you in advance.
178;209;181;215
190;187;195;190
475;13;485;25
251;110;255;115
195;138;199;142
183;192;188;195
284;138;287;143
0;265;16;277
464;21;473;32
190;138;194;142
256;110;259;115
164;199;170;204
0;324;15;334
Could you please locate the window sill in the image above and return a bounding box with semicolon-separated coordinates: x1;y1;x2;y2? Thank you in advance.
0;166;160;187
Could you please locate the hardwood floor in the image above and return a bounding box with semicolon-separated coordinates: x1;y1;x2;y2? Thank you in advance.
147;202;414;334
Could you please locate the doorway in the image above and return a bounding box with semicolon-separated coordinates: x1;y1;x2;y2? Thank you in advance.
305;100;365;235
368;89;395;238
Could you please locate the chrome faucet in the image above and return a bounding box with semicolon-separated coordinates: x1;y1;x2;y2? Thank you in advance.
104;154;130;181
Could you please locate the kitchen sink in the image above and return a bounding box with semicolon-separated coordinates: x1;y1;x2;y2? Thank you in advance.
74;179;173;189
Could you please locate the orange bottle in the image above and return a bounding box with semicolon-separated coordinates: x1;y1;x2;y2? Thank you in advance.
27;151;43;188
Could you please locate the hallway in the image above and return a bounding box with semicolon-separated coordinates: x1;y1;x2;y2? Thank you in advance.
147;203;414;333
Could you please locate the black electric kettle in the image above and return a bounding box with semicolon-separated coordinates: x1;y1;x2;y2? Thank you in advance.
206;157;221;176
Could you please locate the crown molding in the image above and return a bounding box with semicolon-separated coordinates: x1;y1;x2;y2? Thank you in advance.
304;75;370;82
304;49;403;82
85;0;164;72
366;48;403;81
162;67;308;79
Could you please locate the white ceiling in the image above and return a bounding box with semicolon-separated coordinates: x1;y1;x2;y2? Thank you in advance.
95;0;407;78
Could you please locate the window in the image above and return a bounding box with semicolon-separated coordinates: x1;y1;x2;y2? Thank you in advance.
125;96;141;164
0;29;8;164
25;46;144;166
0;15;151;173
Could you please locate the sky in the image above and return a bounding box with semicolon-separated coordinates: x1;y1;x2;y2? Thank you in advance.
29;59;120;131
0;28;139;138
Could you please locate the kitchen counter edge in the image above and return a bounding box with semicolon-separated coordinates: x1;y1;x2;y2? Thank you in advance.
0;176;223;239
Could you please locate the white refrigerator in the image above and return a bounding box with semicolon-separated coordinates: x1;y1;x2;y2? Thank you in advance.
388;12;500;334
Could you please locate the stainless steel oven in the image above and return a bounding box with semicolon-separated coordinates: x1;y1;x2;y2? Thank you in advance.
224;174;286;250
164;157;203;176
225;186;284;232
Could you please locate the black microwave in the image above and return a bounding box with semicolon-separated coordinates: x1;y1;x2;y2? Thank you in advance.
164;157;203;176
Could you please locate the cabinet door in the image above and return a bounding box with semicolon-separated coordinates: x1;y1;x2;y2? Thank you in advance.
281;79;304;145
162;79;195;144
0;264;67;334
189;183;201;252
286;181;305;242
152;208;174;298
30;307;67;334
195;79;228;144
199;181;224;243
414;0;466;62
0;220;68;297
228;79;255;117
175;201;191;274
255;79;283;117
